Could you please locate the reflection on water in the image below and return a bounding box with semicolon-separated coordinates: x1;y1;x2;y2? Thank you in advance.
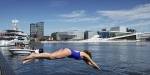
0;42;150;75
0;47;11;56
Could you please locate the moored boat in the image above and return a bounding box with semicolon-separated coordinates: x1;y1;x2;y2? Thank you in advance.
9;48;33;55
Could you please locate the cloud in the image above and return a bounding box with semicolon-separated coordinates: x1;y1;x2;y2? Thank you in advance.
97;3;150;21
60;3;150;24
59;10;100;22
49;3;150;32
60;16;100;22
60;10;86;18
96;3;150;32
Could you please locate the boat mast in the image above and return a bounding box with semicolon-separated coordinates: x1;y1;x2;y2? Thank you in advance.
12;19;19;30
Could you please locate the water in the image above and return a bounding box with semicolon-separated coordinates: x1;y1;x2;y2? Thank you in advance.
1;42;150;75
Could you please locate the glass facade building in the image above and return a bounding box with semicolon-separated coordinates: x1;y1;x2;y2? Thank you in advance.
30;22;44;38
84;31;98;39
51;31;84;41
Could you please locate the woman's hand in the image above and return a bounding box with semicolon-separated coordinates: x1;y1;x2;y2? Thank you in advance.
83;57;101;71
91;65;101;71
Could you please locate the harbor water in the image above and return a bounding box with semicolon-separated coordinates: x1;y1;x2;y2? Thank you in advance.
1;42;150;75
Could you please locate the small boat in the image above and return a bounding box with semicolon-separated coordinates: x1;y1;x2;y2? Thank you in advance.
9;48;34;55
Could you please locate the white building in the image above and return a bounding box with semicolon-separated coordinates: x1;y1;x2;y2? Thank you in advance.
55;30;84;41
110;26;127;32
136;32;150;41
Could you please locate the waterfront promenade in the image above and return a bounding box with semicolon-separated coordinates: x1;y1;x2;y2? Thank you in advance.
0;52;15;75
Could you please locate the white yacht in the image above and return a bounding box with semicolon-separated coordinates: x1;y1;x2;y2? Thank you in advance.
0;20;30;47
0;30;30;47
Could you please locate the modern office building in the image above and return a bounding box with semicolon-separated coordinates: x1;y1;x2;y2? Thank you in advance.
30;22;44;38
51;31;84;41
84;31;98;39
49;25;150;42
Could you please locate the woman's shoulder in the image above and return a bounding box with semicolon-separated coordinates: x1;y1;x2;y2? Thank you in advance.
80;52;87;57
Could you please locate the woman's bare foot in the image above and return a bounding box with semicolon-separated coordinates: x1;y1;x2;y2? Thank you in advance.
23;59;33;64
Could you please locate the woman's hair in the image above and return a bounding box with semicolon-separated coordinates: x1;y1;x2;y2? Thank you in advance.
83;50;92;59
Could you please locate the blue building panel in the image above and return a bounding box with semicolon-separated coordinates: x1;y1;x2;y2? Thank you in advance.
100;32;110;38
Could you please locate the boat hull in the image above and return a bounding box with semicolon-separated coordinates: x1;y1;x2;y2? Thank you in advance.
0;40;14;47
9;49;31;55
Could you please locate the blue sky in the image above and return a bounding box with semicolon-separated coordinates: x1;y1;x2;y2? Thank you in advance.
0;0;150;35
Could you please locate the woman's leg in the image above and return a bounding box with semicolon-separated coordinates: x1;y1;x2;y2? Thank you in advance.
50;48;71;59
23;48;71;63
23;53;53;60
22;53;53;64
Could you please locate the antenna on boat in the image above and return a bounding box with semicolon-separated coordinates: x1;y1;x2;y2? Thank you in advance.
12;19;19;30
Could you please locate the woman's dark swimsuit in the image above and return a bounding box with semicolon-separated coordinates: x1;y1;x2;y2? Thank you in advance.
68;49;82;60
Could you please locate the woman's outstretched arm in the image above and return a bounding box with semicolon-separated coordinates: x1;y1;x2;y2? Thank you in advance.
84;55;101;70
88;58;101;70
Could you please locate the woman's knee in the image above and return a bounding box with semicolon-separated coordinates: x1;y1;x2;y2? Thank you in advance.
47;53;56;60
